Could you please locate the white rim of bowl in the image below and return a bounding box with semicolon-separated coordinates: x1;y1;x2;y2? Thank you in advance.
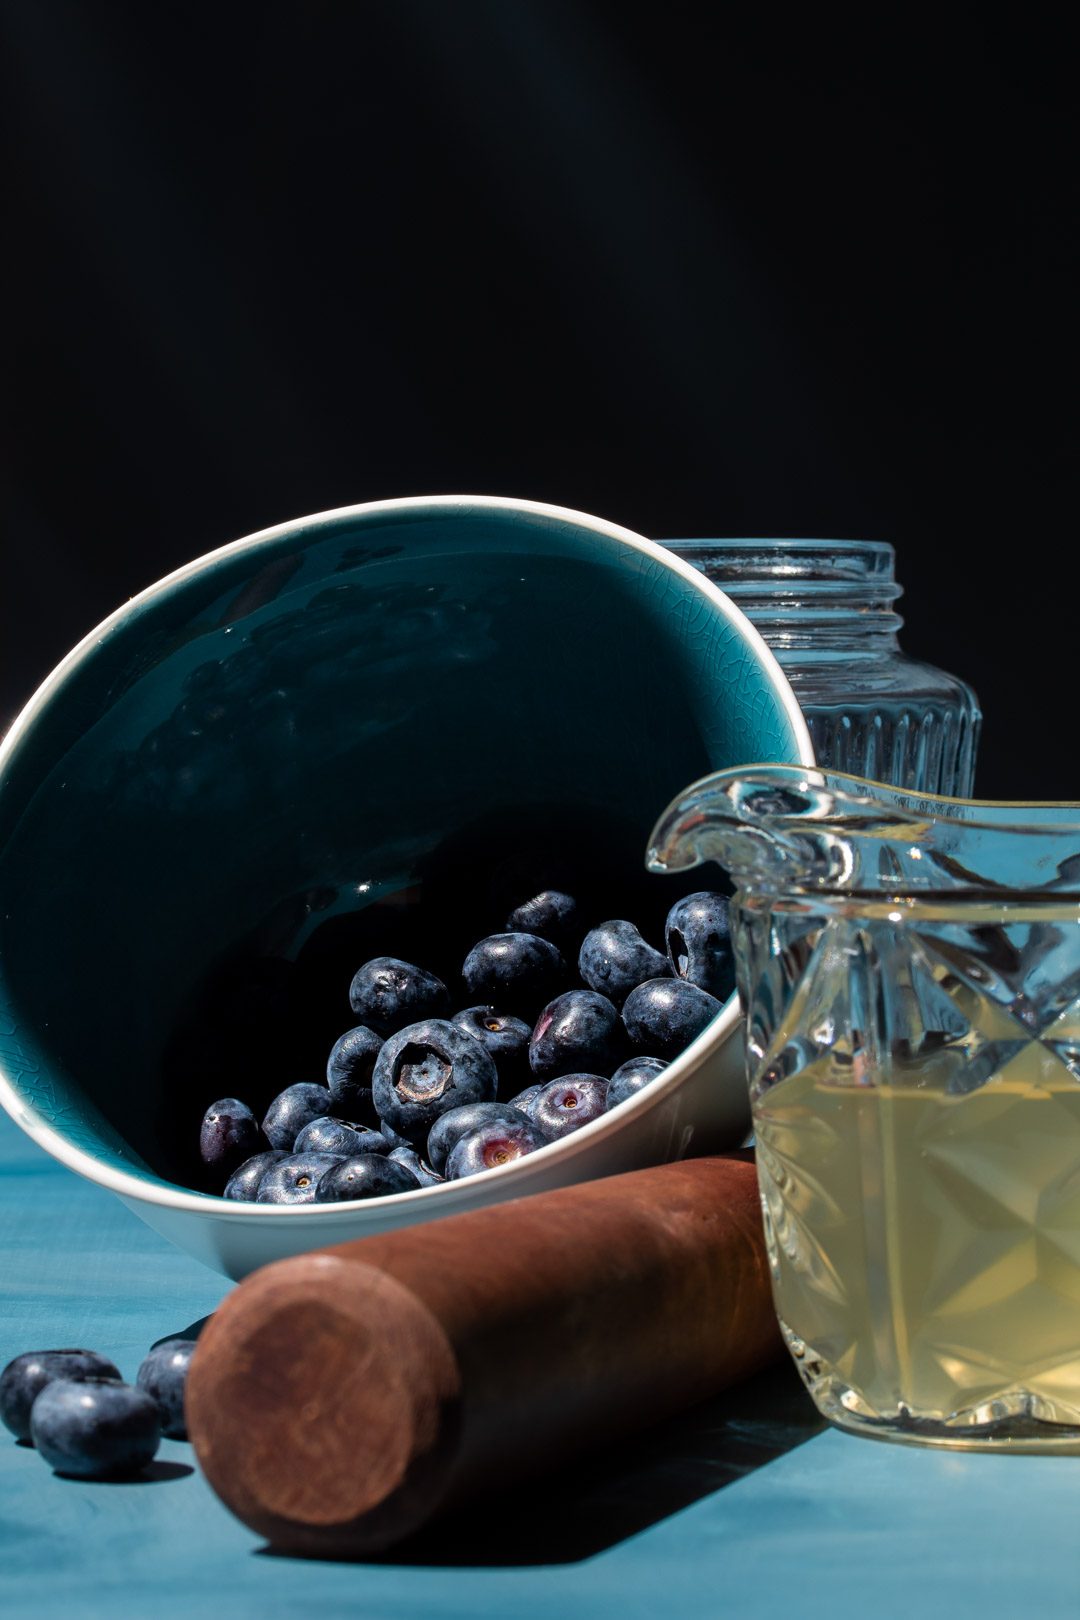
0;493;814;1215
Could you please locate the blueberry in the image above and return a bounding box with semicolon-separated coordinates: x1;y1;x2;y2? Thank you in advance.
506;1082;543;1115
444;1115;549;1180
665;892;735;1001
223;1149;289;1201
529;1075;609;1139
387;1146;444;1188
622;978;722;1059
427;1101;534;1174
199;1097;261;1172
607;1056;668;1108
255;1152;344;1204
261;1083;333;1151
30;1377;160;1479
293;1117;388;1157
347;957;449;1035
451;1007;532;1092
529;989;621;1080
381;1118;412;1150
136;1340;195;1439
505;890;578;944
372;1019;498;1147
578;920;669;1006
461;933;565;1015
316;1154;421;1201
326;1025;383;1127
1;1350;121;1442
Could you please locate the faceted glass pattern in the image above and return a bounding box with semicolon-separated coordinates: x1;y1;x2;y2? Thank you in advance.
647;767;1080;1449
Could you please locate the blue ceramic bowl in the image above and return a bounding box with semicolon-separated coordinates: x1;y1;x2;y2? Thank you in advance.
0;496;812;1276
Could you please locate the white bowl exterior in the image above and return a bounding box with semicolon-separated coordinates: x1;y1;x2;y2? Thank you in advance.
120;1004;748;1279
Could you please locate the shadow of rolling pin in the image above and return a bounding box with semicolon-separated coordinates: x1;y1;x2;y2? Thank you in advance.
186;1154;782;1558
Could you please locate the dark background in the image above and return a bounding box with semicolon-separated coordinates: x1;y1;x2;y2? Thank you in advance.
3;3;1074;796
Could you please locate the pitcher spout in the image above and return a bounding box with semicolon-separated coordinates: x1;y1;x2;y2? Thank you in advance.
647;767;1080;897
646;765;855;892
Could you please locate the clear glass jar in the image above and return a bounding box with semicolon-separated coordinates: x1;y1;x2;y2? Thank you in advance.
662;539;981;797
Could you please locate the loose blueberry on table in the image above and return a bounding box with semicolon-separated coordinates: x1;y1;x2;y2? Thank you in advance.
194;885;734;1202
2;1334;198;1481
0;1349;122;1442
137;1339;196;1439
30;1377;161;1479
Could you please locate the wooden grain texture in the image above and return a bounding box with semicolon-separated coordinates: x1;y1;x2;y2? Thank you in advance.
184;1156;783;1556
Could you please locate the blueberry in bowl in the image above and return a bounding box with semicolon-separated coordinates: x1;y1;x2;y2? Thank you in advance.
261;1084;334;1152
622;979;723;1060
607;1056;667;1109
578;920;669;1007
256;1153;346;1205
525;1075;609;1140
372;1019;498;1147
316;1154;422;1201
292;1118;387;1157
348;959;450;1036
529;990;621;1080
444;1114;549;1180
450;1007;532;1094
506;890;578;945
0;494;812;1278
461;934;565;1016
427;1101;536;1176
325;1026;384;1127
665;892;736;1002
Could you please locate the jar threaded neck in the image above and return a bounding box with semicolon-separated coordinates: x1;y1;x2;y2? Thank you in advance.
664;538;904;646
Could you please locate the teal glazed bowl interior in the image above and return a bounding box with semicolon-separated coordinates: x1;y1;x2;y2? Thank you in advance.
0;496;812;1276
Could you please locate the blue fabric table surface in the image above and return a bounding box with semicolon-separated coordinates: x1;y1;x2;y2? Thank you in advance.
3;1109;1080;1620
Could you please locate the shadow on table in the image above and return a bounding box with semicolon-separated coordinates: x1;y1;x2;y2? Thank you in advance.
54;1459;196;1485
152;1314;214;1349
260;1357;825;1568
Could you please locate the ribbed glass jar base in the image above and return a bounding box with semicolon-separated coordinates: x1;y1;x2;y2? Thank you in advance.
663;539;981;798
802;704;979;798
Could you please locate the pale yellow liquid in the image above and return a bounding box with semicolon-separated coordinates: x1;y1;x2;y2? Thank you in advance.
754;1043;1080;1443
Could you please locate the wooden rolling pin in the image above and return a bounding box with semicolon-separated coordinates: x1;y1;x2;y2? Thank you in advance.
186;1154;780;1557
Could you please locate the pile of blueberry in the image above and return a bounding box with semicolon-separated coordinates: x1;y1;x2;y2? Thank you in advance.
0;1339;194;1479
199;888;733;1204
